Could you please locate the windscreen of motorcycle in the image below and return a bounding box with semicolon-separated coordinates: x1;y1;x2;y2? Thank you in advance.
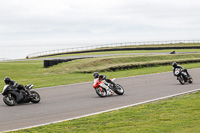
93;78;99;85
2;85;9;93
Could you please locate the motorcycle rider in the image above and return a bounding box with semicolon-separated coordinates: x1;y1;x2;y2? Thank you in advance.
4;76;18;88
93;72;116;89
4;76;32;97
172;62;190;78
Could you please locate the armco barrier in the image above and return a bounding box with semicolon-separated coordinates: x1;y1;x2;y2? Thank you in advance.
36;46;200;58
27;40;200;58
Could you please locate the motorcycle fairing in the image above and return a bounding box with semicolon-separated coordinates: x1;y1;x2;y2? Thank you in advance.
9;90;24;103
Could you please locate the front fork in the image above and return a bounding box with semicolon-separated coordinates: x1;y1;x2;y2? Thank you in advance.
109;84;116;91
8;93;12;100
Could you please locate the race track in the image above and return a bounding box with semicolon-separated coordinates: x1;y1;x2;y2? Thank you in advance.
0;68;200;132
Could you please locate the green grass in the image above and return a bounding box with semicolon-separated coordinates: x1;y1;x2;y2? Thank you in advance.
9;91;200;133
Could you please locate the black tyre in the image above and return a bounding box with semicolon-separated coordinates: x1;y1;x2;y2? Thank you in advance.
114;84;124;95
3;95;17;106
30;91;40;103
96;88;107;97
189;77;193;83
178;75;185;85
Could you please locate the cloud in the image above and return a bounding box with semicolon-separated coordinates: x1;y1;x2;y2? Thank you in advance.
0;0;200;44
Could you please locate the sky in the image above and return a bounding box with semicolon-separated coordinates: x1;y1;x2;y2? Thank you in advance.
0;0;200;46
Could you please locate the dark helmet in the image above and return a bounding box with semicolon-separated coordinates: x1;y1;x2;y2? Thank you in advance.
172;62;177;67
93;72;99;78
4;76;11;84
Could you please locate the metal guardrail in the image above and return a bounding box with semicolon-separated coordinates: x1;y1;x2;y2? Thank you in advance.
0;58;14;62
0;58;8;61
0;58;23;62
27;40;200;58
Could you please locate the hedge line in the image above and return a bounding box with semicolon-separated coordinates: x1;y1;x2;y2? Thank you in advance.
43;57;93;68
80;59;200;73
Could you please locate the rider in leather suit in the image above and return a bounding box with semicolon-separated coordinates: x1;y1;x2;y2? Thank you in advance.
4;77;32;96
4;77;18;89
93;72;116;88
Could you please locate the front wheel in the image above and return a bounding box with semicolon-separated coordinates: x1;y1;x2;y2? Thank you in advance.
114;84;124;95
30;91;40;103
3;94;17;106
96;88;107;97
178;75;185;85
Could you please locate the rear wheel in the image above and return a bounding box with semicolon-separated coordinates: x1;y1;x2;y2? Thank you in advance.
178;75;185;85
96;88;107;97
114;84;124;95
3;94;16;106
30;91;40;103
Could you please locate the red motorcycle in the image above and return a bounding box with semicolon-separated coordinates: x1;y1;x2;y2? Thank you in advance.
93;78;124;97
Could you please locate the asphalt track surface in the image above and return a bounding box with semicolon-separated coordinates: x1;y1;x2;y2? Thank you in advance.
0;68;200;132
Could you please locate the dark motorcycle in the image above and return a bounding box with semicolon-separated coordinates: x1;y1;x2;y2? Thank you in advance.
174;68;193;85
2;84;40;106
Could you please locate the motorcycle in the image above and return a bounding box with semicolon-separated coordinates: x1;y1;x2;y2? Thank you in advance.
2;84;40;106
93;78;124;97
174;68;193;85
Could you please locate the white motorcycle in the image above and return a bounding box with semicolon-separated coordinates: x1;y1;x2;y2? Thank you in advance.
93;78;124;97
174;68;193;85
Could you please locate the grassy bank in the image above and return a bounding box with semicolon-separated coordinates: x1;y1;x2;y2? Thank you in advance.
46;53;200;73
9;91;200;133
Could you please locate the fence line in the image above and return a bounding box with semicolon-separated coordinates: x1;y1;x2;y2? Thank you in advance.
27;40;200;58
0;58;8;61
0;58;23;62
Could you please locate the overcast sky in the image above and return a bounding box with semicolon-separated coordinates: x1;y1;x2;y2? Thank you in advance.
0;0;200;45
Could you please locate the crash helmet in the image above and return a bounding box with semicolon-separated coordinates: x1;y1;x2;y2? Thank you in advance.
93;72;99;78
4;76;11;84
172;62;177;67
